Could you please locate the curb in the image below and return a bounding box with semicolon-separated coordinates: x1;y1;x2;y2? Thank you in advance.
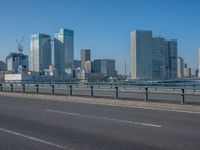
1;91;200;112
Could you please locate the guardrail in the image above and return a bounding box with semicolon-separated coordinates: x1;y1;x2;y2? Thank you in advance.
0;83;200;104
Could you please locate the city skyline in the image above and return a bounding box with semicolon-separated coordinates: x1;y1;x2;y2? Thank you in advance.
0;0;200;74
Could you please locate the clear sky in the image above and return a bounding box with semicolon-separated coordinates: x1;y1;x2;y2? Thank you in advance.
0;0;200;74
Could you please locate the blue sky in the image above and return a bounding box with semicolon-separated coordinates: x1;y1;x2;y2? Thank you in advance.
0;0;200;74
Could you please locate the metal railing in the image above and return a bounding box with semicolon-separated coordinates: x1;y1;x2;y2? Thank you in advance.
0;83;200;104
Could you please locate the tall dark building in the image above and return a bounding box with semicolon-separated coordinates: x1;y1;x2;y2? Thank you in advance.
80;49;91;62
0;61;6;71
165;40;178;79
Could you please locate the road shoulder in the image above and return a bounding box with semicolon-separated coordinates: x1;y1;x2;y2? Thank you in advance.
1;91;200;113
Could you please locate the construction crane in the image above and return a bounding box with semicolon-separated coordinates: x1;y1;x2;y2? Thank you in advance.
16;36;24;54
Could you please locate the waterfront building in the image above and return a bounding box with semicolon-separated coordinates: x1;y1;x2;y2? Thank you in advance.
195;69;199;77
93;59;116;77
198;48;200;77
29;34;51;74
80;49;91;62
188;68;192;78
54;28;74;76
184;63;189;78
0;61;6;71
6;52;28;73
166;40;178;79
130;30;177;80
177;57;184;79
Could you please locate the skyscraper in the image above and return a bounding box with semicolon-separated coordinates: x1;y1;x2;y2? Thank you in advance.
80;49;91;62
177;57;184;79
198;48;200;77
130;30;177;80
166;40;178;79
29;34;51;73
184;63;189;78
131;30;165;80
54;28;74;76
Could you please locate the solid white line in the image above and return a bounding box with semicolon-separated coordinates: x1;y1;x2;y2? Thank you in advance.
0;128;70;150
46;109;162;128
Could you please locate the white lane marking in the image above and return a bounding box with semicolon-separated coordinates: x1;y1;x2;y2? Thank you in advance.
46;109;162;128
0;128;70;150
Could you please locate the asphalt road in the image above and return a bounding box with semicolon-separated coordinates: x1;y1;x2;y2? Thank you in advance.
0;95;200;150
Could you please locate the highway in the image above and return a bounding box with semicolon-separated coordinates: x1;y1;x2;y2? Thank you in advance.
0;95;200;150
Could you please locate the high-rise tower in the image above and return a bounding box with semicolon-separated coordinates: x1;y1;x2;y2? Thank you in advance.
29;34;51;73
54;28;74;76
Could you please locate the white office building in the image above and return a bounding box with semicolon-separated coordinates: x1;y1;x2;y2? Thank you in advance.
130;30;177;80
177;57;184;79
29;34;51;74
54;28;74;76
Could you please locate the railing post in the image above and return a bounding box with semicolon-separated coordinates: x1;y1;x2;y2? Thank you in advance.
52;85;55;94
36;84;39;93
124;84;126;89
181;89;185;104
145;87;148;101
69;85;72;96
193;85;196;92
10;84;13;92
0;84;2;92
90;86;94;97
115;87;118;99
23;84;25;93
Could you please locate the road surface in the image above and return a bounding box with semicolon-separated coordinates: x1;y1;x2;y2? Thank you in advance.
0;95;200;150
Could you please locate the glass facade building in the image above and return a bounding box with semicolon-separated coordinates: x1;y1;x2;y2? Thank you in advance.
177;57;184;79
198;48;200;77
165;40;178;79
0;61;6;71
29;34;51;73
54;28;74;76
130;30;177;80
6;53;28;73
93;59;116;77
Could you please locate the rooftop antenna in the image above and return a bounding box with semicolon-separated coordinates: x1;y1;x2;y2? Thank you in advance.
16;36;24;54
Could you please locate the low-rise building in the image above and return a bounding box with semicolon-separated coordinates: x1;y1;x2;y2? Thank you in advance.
4;73;31;82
